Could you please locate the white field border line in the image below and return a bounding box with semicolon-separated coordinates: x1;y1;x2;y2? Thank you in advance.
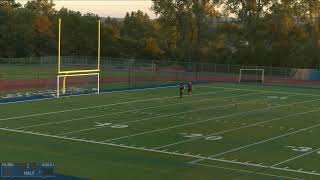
191;117;320;164
197;157;320;177
15;90;251;130
0;127;317;178
102;97;316;143
56;97;264;136
153;108;320;150
198;85;320;97
0;126;213;159
4;82;318;121
0;85;179;105
190;162;303;180
0;89;237;121
271;147;320;167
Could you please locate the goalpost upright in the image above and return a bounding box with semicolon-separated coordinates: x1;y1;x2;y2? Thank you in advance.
57;18;101;98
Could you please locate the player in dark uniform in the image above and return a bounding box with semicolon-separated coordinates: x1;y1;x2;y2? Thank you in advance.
179;83;184;98
187;81;192;96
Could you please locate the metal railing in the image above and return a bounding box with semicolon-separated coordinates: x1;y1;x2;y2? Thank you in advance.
0;56;319;94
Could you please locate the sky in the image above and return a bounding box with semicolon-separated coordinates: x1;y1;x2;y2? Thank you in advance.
17;0;156;18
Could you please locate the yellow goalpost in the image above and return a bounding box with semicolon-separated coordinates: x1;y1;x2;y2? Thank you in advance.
57;18;101;98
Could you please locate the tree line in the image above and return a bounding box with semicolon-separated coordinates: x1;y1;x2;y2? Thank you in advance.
1;0;320;68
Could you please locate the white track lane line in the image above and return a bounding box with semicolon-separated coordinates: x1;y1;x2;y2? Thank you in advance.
154;108;320;150
191;115;320;164
0;89;237;121
15;90;247;130
102;97;317;143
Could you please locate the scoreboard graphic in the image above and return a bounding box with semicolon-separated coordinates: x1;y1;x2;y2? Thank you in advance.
1;163;55;178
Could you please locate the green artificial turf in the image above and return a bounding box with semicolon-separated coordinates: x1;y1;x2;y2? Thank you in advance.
0;83;320;179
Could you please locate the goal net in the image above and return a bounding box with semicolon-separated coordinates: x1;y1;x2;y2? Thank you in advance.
57;73;99;97
239;69;264;83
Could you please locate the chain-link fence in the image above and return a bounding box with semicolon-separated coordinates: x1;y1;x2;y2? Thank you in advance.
1;56;320;98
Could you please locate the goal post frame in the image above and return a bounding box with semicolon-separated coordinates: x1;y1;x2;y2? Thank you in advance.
56;18;101;98
239;69;265;84
57;73;100;98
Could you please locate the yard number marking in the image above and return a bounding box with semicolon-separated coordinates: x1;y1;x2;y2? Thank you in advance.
286;146;313;152
180;133;223;141
267;96;288;100
95;122;128;129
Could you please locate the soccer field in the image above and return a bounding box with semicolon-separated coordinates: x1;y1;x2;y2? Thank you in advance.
1;83;320;180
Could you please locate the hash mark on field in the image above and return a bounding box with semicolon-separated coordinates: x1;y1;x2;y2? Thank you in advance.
199;85;320;97
103;99;267;142
191;162;303;180
0;127;318;177
1;89;239;122
15;90;253;130
203;157;320;177
192;117;320;164
57;98;263;137
153;107;320;150
272;146;320;167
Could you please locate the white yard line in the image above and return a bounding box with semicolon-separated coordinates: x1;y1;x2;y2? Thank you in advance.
191;117;320;164
4;83;319;122
198;85;320;97
15;89;246;130
0;127;317;178
272;147;320;167
0;126;210;159
195;157;320;177
0;89;236;122
102;97;316;143
190;162;303;180
271;166;320;176
2;84;318;122
154;108;320;150
15;111;128;130
57;98;263;136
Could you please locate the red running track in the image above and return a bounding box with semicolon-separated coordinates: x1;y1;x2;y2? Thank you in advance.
1;76;320;91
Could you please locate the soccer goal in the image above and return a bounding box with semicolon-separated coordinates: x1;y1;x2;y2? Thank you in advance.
239;69;264;83
56;18;101;98
57;73;100;98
